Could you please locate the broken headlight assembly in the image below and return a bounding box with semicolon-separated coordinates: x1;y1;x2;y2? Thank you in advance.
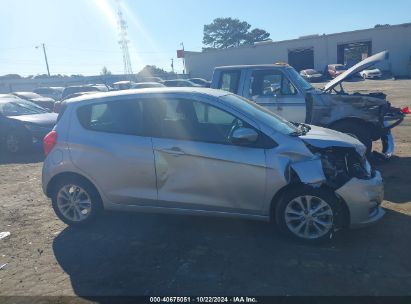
307;145;372;188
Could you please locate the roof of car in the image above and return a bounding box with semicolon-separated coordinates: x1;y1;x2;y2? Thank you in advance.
63;87;230;105
0;96;26;103
214;63;290;70
163;79;193;82
113;81;134;85
134;82;162;85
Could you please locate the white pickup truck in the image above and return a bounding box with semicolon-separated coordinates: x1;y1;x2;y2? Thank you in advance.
210;51;404;158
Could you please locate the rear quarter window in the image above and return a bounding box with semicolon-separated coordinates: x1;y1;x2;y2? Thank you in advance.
76;100;142;136
218;70;241;93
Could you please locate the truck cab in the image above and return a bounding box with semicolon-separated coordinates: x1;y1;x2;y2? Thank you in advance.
210;51;404;158
211;64;310;123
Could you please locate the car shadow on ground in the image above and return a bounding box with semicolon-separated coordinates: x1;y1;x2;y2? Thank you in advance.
375;156;411;204
0;150;44;165
53;206;411;297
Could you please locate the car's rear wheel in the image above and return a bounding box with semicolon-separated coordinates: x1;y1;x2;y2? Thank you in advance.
275;186;341;243
51;176;102;226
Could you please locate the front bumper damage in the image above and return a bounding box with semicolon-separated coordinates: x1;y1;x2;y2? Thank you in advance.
289;149;385;228
380;106;404;159
335;170;385;228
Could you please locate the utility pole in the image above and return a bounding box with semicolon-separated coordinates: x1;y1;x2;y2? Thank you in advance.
180;42;186;74
171;58;174;74
36;43;50;76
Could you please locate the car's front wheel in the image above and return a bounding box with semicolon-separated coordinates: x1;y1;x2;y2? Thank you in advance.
275;186;341;243
51;176;102;226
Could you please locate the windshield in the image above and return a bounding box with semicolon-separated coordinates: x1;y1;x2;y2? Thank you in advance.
0;100;48;116
220;94;298;135
287;68;313;91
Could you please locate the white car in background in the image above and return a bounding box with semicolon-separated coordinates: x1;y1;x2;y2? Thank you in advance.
359;67;382;79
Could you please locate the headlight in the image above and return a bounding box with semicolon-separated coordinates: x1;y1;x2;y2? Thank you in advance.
346;153;372;179
307;146;372;188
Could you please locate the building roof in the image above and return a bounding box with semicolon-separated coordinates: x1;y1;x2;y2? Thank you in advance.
186;22;411;56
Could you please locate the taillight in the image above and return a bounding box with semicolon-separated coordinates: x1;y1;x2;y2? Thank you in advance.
43;130;57;156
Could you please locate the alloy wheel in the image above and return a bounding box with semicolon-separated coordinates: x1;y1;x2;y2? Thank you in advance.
284;195;333;239
56;184;92;222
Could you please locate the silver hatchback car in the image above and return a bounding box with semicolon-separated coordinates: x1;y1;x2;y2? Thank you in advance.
42;88;384;242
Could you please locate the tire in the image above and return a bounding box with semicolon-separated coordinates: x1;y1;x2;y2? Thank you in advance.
331;121;372;155
275;185;343;243
51;176;103;226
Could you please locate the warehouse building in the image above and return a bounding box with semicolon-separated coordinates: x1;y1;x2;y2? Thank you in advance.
184;23;411;80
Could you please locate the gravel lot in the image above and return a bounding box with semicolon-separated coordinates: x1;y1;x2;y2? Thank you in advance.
0;79;411;297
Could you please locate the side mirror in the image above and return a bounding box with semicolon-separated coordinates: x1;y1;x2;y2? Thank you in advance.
231;128;258;144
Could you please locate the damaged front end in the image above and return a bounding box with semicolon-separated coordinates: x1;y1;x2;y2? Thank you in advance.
307;50;405;159
301;144;385;228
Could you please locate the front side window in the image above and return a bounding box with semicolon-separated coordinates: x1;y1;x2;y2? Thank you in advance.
218;70;241;93
142;97;249;144
77;100;142;135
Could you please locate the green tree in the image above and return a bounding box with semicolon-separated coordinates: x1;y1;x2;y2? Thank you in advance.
137;65;173;77
203;18;270;49
101;66;112;76
245;28;270;45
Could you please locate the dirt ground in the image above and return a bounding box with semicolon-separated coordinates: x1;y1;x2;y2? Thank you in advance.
0;79;411;297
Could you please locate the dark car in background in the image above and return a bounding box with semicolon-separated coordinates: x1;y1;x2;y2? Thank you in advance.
112;81;136;90
188;78;211;87
0;96;57;154
11;92;55;111
33;87;64;100
54;86;105;113
299;69;324;82
61;85;107;101
163;79;201;87
141;76;164;83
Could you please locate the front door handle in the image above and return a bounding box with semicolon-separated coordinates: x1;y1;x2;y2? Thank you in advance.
157;147;185;156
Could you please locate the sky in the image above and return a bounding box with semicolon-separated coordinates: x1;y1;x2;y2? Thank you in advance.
0;0;410;77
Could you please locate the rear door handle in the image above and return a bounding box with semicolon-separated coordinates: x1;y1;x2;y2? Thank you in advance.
157;147;185;156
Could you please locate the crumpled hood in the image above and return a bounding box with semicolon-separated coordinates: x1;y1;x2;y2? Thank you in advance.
299;125;366;156
323;50;389;92
9;112;57;127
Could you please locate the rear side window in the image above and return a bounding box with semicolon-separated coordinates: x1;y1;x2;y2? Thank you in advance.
218;70;241;93
77;100;142;135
